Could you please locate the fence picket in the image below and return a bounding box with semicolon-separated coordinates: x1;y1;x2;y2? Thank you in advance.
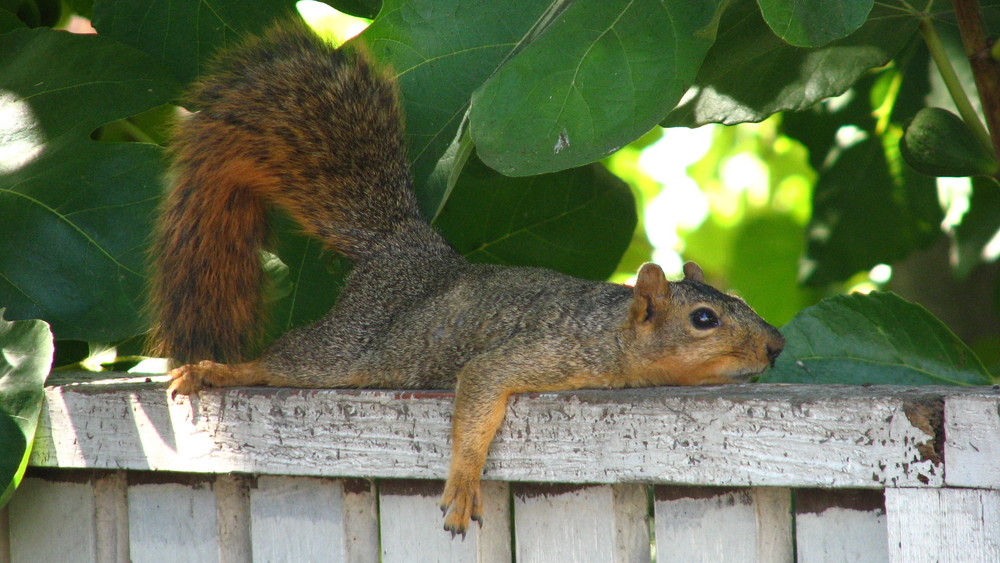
653;486;791;563
513;483;649;563
794;489;888;562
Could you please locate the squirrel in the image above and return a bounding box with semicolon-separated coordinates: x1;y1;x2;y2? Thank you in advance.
150;20;786;537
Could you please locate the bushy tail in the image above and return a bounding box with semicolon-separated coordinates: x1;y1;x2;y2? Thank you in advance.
150;21;421;364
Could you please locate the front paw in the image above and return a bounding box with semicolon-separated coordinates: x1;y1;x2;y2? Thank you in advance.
167;360;222;399
439;478;483;538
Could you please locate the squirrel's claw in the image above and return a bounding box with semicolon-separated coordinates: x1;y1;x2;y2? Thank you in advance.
443;518;468;540
440;476;484;538
166;361;217;399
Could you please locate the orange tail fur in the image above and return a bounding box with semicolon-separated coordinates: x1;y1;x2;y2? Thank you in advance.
149;22;418;363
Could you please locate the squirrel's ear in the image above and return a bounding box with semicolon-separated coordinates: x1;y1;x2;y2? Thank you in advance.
682;261;705;283
628;263;671;325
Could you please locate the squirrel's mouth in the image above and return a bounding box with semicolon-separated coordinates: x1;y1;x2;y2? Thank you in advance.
725;372;756;383
724;363;772;383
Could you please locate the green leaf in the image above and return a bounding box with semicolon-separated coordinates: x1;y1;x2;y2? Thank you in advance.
729;214;813;326
0;8;27;31
0;312;53;507
263;216;351;348
802;135;941;285
757;0;873;48
322;0;381;20
665;0;920;127
435;156;635;280
470;0;723;176
760;292;992;385
901;107;998;177
421;122;475;221
92;0;295;85
787;52;941;286
0;28;179;341
63;0;93;18
361;0;551;197
952;176;1000;278
0;0;61;27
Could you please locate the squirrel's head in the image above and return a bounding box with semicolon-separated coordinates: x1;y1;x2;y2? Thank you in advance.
621;262;784;386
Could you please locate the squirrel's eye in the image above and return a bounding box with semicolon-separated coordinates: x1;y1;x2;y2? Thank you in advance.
690;307;721;330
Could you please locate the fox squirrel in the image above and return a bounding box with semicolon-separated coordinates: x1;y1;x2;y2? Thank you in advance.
151;20;786;536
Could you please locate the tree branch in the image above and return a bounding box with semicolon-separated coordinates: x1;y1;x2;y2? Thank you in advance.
951;0;1000;166
920;18;992;150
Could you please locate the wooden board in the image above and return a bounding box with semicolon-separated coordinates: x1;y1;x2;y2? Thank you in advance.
378;479;510;562
215;474;251;563
794;489;887;562
30;380;989;488
512;483;649;563
652;486;792;562
7;478;97;562
127;480;218;563
93;472;129;563
249;476;378;562
944;395;1000;488
885;488;1000;562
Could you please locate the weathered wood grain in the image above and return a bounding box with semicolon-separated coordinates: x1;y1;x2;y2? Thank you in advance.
249;476;376;562
794;489;888;562
378;479;510;562
94;472;129;563
31;379;996;488
944;395;1000;488
343;480;380;562
885;488;1000;562
8;379;1000;563
127;481;218;563
215;474;251;563
512;483;649;563
7;478;97;562
652;486;792;562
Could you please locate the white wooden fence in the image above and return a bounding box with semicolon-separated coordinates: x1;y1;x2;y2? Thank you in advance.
3;373;999;562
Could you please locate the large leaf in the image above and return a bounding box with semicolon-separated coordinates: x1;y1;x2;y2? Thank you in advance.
435;157;635;281
470;0;723;176
0;312;53;507
803;135;941;285
0;28;179;341
91;0;295;85
757;0;873;48
665;0;921;127
761;292;992;385
360;0;551;205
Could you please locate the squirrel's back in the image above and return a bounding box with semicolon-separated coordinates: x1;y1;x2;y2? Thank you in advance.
151;22;428;363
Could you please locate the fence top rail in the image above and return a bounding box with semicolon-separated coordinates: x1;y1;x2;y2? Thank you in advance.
30;374;1000;489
